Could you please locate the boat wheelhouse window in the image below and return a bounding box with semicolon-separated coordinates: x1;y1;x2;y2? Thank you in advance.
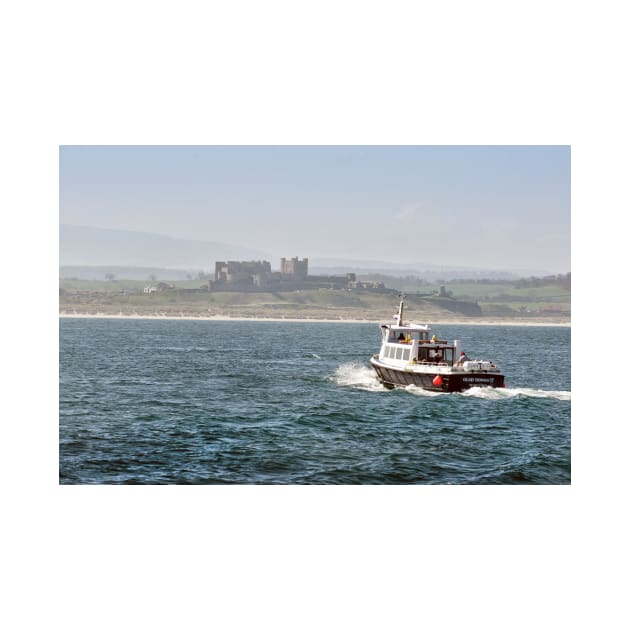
403;348;410;361
395;347;403;360
417;347;429;362
444;348;453;364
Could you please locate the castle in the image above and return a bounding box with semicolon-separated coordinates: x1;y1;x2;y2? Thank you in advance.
211;256;384;292
280;256;308;278
214;260;272;287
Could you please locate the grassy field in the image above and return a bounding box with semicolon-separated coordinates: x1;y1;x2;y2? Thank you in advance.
59;278;208;292
59;279;570;323
446;282;570;301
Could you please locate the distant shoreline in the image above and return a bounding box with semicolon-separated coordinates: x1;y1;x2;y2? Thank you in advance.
59;312;571;327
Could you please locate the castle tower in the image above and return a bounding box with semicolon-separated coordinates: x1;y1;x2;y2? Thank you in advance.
281;256;308;278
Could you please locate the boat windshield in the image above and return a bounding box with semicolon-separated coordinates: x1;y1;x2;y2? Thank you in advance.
388;329;429;343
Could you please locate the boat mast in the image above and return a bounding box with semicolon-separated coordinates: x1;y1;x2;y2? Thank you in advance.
396;293;406;326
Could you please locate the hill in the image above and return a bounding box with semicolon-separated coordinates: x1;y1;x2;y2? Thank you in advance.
60;265;206;281
59;281;570;324
60;224;270;269
309;258;551;279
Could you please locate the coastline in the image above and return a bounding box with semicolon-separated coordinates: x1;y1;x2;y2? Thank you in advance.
59;311;571;327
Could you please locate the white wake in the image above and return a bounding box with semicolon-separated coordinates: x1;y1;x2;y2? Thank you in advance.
333;362;387;392
333;364;570;401
461;386;571;401
404;385;445;397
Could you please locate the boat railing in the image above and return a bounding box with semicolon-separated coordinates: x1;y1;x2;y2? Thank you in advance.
414;360;450;367
394;338;448;345
457;361;499;372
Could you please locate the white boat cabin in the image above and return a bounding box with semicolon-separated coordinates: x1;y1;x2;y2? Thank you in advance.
378;322;460;368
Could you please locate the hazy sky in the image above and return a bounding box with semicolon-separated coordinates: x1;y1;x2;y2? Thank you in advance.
60;145;570;273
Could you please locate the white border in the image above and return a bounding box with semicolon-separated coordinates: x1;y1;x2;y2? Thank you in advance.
5;0;626;628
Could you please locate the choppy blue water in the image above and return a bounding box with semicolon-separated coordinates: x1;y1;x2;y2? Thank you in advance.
59;318;570;484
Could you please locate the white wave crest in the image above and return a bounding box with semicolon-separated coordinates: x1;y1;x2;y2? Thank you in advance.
333;366;571;401
404;385;445;397
333;362;386;391
461;386;571;401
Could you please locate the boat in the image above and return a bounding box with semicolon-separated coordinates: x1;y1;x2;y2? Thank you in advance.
369;295;505;392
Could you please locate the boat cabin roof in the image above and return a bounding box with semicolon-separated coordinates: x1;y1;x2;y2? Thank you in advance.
382;323;431;332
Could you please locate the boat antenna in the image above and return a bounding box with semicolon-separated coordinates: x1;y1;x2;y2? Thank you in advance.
396;293;406;326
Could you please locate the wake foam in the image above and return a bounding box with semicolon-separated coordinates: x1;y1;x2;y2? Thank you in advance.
333;362;387;391
333;364;571;401
461;386;571;401
404;385;445;397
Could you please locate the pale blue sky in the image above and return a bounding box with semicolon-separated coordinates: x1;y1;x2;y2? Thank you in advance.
60;145;570;273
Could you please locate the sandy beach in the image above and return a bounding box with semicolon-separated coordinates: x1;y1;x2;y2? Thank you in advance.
59;311;570;327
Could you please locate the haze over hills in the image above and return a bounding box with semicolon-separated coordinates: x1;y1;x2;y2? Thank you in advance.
60;224;554;280
308;259;550;279
60;224;270;269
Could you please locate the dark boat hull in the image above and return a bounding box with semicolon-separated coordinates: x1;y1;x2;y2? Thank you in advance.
370;360;505;392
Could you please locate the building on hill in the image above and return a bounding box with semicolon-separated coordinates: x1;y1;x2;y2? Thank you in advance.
281;257;308;278
348;279;386;290
211;256;386;292
214;260;272;286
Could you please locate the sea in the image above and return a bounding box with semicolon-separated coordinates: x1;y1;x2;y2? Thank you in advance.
59;317;571;484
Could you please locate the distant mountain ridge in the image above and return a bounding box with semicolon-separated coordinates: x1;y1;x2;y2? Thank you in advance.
309;258;550;279
309;266;519;281
60;224;551;278
60;224;270;269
